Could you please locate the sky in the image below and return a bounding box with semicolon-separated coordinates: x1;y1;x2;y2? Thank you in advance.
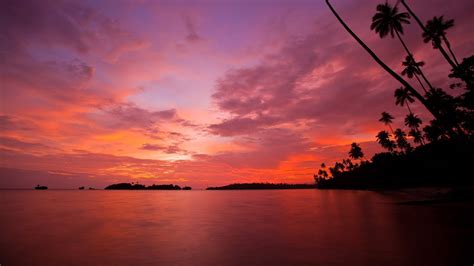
1;0;473;189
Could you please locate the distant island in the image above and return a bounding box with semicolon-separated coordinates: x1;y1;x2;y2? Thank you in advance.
34;185;48;190
206;183;317;190
105;183;189;190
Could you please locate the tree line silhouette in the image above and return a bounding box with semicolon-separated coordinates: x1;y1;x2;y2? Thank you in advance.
315;1;473;189
105;183;191;190
206;183;317;190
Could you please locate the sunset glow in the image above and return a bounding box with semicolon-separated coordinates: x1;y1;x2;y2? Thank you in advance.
1;0;473;189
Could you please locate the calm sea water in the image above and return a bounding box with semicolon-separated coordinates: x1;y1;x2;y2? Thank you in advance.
0;190;472;266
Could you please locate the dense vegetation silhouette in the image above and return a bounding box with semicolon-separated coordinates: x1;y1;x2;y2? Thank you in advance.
207;183;317;190
317;1;473;189
105;183;186;190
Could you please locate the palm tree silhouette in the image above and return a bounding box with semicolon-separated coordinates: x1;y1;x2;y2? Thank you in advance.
425;88;465;135
409;128;425;145
379;111;395;134
425;88;455;113
349;142;364;161
376;130;397;152
325;0;440;120
400;0;458;69
405;113;425;145
394;128;412;152
342;159;355;171
424;16;459;65
449;56;474;88
370;2;434;91
423;121;448;142
401;56;428;93
404;113;422;128
394;87;415;114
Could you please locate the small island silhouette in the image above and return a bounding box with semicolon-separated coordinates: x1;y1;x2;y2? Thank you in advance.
34;185;48;190
105;183;188;190
207;183;316;190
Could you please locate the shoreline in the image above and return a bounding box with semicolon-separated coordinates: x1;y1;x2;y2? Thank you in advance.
375;186;474;205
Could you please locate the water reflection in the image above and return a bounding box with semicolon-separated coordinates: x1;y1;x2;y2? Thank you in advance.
0;190;472;265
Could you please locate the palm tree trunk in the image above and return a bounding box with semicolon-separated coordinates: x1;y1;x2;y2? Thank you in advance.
394;30;434;91
400;0;459;69
405;101;413;114
443;35;460;65
325;0;440;120
388;124;394;135
412;126;425;146
418;128;425;145
414;73;427;94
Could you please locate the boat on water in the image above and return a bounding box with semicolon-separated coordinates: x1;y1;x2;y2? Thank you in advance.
35;185;48;190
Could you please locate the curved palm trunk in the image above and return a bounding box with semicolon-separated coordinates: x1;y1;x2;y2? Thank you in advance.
387;124;394;135
442;35;460;65
325;0;440;120
405;101;413;114
400;0;459;68
394;30;434;91
414;73;427;94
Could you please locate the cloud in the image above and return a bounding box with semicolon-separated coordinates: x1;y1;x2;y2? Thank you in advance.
140;143;187;154
101;103;178;127
0;137;54;153
183;15;202;43
0;0;149;60
0;0;89;53
209;27;390;138
208;128;311;168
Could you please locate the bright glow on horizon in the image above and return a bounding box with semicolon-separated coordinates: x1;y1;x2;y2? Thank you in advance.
0;0;473;188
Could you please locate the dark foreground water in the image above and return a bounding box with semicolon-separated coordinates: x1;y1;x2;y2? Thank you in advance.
0;190;473;266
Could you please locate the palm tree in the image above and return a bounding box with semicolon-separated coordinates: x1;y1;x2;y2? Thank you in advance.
349;142;364;161
404;113;422;128
394;128;412;152
424;16;459;65
317;169;329;179
379;111;395;134
401;56;428;93
370;2;434;91
342;159;355;171
400;0;458;69
408;128;424;145
315;162;329;181
325;0;440;120
449;56;474;88
423;121;448;142
405;113;425;145
425;88;464;135
394;87;415;113
376;130;397;152
425;88;455;113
